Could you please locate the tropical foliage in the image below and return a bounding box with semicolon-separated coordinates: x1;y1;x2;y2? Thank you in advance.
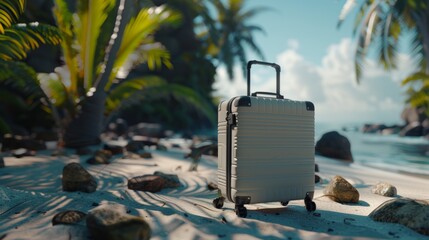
338;0;429;115
0;0;61;134
338;0;429;82
207;0;267;79
126;0;218;130
402;72;429;115
39;0;216;147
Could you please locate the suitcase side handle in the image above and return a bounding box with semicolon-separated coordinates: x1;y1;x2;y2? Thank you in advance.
247;60;283;99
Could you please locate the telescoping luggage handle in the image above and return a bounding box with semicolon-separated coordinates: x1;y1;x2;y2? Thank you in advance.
247;60;284;99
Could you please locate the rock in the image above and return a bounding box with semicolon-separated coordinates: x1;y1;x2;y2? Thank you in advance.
400;106;429;137
107;118;128;137
323;175;359;203
362;124;387;134
87;204;151;240
52;210;87;226
315;131;353;161
0;156;4;168
156;143;167;151
12;148;36;158
131;135;159;147
128;176;164;193
315;163;319;172
139;152;152;159
128;172;181;193
362;124;402;135
153;171;180;185
401;106;426;125
372;182;397;197
128;122;164;138
400;122;424;137
104;142;125;155
87;150;113;164
208;182;218;191
423;119;429;137
125;141;143;153
62;162;97;193
123;152;141;160
369;198;429;236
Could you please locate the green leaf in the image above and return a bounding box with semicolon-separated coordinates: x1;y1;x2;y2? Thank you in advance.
402;72;429;86
0;23;62;61
106;76;165;112
0;0;25;34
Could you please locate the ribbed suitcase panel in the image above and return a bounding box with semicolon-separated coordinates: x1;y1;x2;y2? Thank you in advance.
217;100;229;196
231;97;314;203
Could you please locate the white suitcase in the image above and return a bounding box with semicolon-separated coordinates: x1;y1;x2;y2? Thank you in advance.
213;60;316;217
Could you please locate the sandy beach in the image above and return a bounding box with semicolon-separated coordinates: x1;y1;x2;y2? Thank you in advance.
0;145;428;240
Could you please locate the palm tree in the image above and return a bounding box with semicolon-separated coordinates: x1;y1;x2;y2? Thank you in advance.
402;71;429;116
209;0;267;79
0;0;61;134
41;0;215;147
338;0;429;117
338;0;429;82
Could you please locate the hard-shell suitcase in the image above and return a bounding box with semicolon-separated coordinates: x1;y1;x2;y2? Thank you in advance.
213;60;316;217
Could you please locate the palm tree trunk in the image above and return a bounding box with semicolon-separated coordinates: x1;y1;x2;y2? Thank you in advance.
64;91;106;148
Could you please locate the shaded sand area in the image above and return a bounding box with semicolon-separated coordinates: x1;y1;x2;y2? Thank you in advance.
0;147;428;239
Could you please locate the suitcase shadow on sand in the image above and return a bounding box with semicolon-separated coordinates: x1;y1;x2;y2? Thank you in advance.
241;205;387;238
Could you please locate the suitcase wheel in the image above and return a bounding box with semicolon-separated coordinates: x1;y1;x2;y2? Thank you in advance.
235;205;247;218
212;197;225;209
280;201;289;206
304;196;316;212
305;201;316;212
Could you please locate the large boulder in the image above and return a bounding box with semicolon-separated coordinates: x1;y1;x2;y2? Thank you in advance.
400;106;429;137
369;198;429;236
315;131;353;161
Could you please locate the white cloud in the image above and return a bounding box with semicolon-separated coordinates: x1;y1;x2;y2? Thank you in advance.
212;66;247;98
213;38;414;124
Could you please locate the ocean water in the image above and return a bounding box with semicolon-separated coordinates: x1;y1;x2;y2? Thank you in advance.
316;122;429;177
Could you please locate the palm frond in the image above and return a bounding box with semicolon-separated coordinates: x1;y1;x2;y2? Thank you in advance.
402;71;429;110
0;58;38;91
0;88;28;110
0;23;61;61
114;7;180;72
401;71;429;85
76;0;116;88
150;84;216;125
240;6;271;20
0;0;25;34
53;0;80;95
338;0;358;28
352;0;373;35
106;76;165;113
38;73;70;108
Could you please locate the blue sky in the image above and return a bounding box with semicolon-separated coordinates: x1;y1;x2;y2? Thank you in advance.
213;0;415;125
